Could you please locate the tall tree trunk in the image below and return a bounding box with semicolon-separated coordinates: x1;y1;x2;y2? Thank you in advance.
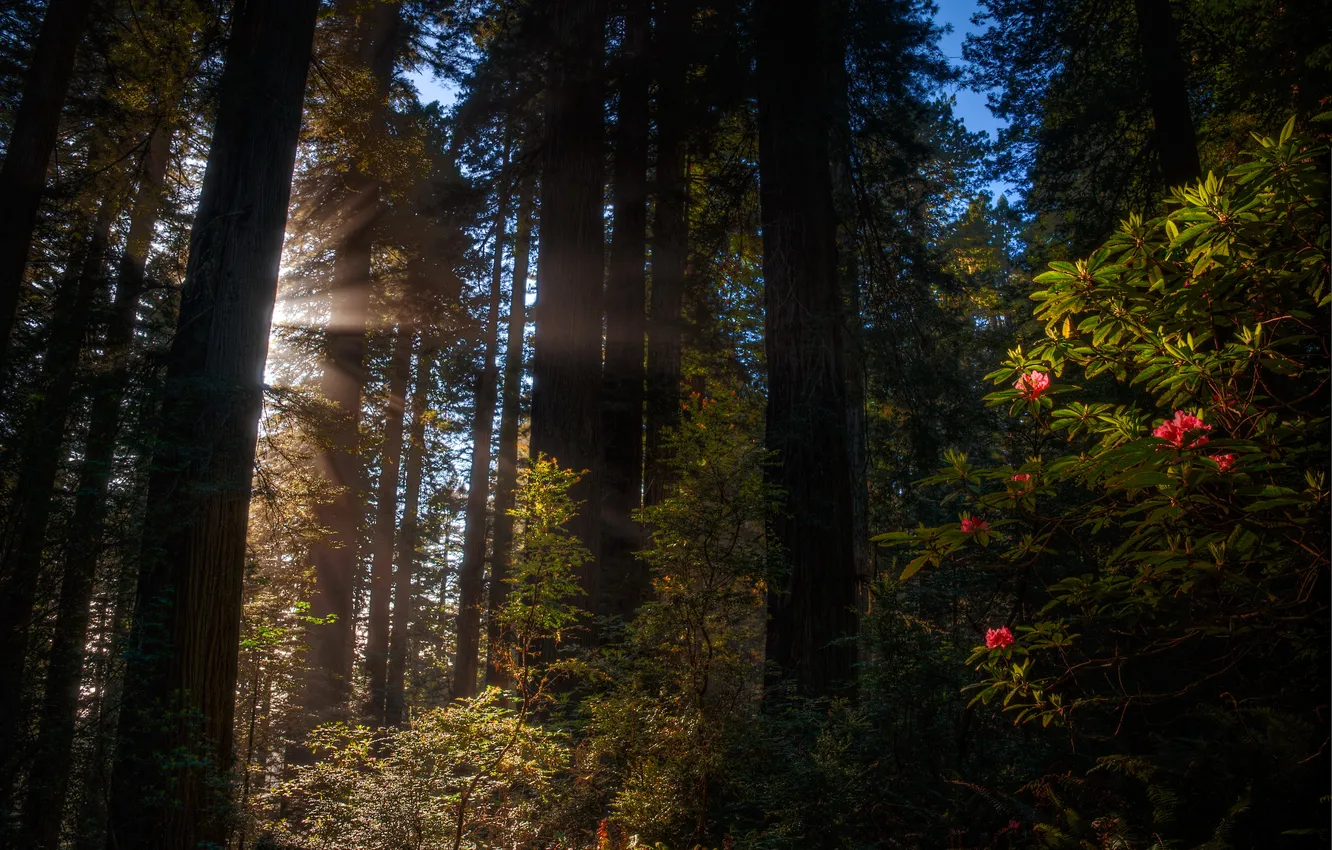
75;571;128;850
72;504;139;850
0;195;115;815
386;336;434;725
600;0;649;622
366;324;412;723
756;0;858;697
829;15;872;611
455;175;510;699
486;179;534;687
1134;0;1201;187
18;125;173;850
103;3;318;847
0;0;96;363
643;0;690;508
305;0;401;729
843;278;872;610
305;262;366;721
530;0;607;624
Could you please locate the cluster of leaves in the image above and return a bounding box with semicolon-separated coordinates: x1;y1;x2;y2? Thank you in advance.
965;0;1332;253
269;691;568;850
269;455;594;848
883;121;1329;845
496;454;593;709
582;389;773;846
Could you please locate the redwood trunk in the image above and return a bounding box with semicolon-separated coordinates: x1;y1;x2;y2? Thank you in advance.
305;233;369;725
486;180;534;687
305;0;401;728
366;325;413;723
1133;0;1201;188
455;179;510;699
644;0;690;508
0;197;114;806
600;0;649;621
530;0;607;621
19;126;172;850
830;27;872;609
0;0;96;361
757;0;858;697
103;3;318;847
386;339;433;725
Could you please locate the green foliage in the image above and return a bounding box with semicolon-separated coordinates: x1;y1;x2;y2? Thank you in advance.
865;191;1030;534
269;456;600;849
885;122;1329;845
236;389;348;837
496;454;593;709
583;390;773;846
966;0;1332;251
270;690;569;849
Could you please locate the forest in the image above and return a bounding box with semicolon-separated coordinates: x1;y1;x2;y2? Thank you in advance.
0;0;1326;847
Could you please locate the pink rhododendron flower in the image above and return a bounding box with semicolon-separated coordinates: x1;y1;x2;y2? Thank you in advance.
1014;370;1051;400
1011;473;1031;482
1153;410;1212;449
960;516;990;534
986;626;1014;649
1210;453;1236;473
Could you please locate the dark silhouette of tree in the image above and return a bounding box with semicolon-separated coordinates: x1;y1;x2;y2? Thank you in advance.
756;0;858;696
15;124;174;850
1132;0;1199;187
0;0;95;364
529;0;607;623
600;0;650;619
454;161;511;699
103;2;319;845
643;0;690;509
486;177;534;687
386;332;434;726
367;324;412;723
306;0;402;730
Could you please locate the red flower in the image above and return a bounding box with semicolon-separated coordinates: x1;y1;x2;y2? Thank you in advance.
1011;473;1031;483
1153;410;1212;449
1014;370;1051;400
1210;453;1236;473
961;517;990;534
986;626;1014;649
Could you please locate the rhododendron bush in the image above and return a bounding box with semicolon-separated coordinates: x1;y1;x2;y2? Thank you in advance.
880;121;1328;843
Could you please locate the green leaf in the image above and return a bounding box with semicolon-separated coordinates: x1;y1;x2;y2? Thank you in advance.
899;555;928;581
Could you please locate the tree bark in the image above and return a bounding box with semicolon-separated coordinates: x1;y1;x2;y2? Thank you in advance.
486;178;534;687
366;324;413;723
756;0;858;697
0;0;96;363
829;14;872;611
18;125;172;850
103;2;318;847
304;0;401;729
600;0;650;622
0;195;115;812
530;0;607;624
304;259;367;721
455;175;510;700
386;337;434;725
643;0;690;509
1133;0;1201;188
